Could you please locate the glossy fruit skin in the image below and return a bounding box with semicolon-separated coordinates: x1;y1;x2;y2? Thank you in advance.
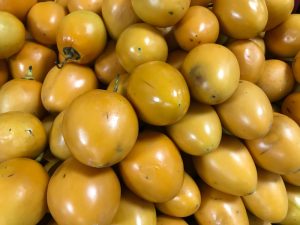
264;0;294;30
119;130;184;203
56;10;107;64
0;111;47;162
27;1;67;45
102;0;140;40
281;92;300;126
157;215;189;225
216;80;273;140
62;89;138;168
242;167;288;223
111;189;156;225
131;0;191;27
49;111;71;160
227;39;265;83
264;14;300;58
280;183;300;225
0;0;37;21
174;6;219;51
182;43;240;105
41;63;98;113
193;135;257;196
0;78;46;118
126;61;190;126
156;172;201;217
167;102;222;156
116;23;168;73
245;112;300;174
194;182;249;225
213;0;268;39
47;157;121;225
256;59;294;102
0;11;25;59
0;158;49;225
94;40;126;84
68;0;103;14
9;41;57;82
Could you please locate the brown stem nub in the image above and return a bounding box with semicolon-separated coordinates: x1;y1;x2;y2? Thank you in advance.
56;47;80;69
24;65;34;80
113;74;120;92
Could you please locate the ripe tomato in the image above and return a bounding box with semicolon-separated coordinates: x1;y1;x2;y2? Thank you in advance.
62;89;139;167
8;41;57;82
56;10;107;65
47;157;121;225
0;0;37;21
27;1;67;45
41;63;98;113
116;23;168;72
0;11;25;59
126;61;190;126
131;0;191;27
0;158;49;225
102;0;140;40
119;130;184;203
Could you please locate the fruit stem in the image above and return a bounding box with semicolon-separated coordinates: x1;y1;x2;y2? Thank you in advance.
113;74;120;92
24;65;34;80
56;47;80;69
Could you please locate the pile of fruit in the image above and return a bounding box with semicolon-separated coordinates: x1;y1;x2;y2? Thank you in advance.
0;0;300;224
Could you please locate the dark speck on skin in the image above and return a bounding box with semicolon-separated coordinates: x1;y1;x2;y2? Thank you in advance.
7;174;14;177
8;128;11;132
189;38;193;42
25;129;33;136
62;174;66;178
106;113;109;120
137;47;142;52
168;11;174;15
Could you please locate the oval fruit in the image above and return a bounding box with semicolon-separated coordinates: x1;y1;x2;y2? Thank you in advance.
193;134;257;196
116;23;168;72
213;0;268;39
242;167;288;223
0;11;25;59
0;111;47;162
119;130;184;203
47;157;121;225
166;102;222;156
182;43;240;105
0;158;49;225
62;89;138;167
245;112;300;174
194;182;249;225
111;189;156;225
126;61;190;126
131;0;191;27
156;172;201;217
216;80;273;140
281;92;300;126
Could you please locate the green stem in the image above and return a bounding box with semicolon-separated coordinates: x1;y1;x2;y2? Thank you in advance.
24;65;34;80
